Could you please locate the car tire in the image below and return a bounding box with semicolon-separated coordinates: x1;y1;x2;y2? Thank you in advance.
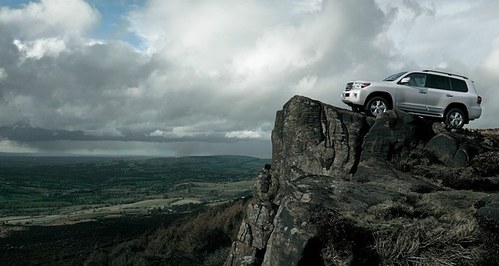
365;96;390;116
445;108;466;129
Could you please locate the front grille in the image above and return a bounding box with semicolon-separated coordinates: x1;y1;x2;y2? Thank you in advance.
345;82;353;91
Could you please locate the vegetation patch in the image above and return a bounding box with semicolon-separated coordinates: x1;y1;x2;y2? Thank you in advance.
392;146;499;191
373;217;482;265
84;199;248;266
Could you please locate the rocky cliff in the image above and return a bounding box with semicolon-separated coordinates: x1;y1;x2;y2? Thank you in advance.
225;95;499;266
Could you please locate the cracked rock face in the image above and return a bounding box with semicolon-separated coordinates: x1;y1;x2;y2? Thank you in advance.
272;96;373;182
225;95;499;266
224;167;278;266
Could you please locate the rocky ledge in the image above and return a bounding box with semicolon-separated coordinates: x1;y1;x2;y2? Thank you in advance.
225;95;499;266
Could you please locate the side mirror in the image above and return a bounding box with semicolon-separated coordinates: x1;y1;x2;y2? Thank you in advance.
399;77;410;85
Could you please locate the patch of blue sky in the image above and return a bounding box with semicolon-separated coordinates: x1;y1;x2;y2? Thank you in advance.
86;0;144;48
1;0;32;8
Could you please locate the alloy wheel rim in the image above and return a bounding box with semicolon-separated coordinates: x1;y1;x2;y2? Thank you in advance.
450;112;463;127
370;100;387;115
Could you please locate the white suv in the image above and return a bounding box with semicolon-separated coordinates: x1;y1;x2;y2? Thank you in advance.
341;70;482;128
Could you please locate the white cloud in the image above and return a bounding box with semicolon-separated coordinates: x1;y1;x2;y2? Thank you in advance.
225;130;264;140
149;127;197;138
0;0;99;39
149;129;166;137
225;123;272;140
13;38;67;59
375;0;499;72
230;25;325;77
128;0;279;73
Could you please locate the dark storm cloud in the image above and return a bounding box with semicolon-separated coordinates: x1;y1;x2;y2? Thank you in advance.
0;123;232;143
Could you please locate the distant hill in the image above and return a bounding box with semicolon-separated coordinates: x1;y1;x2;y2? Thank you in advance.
0;155;270;217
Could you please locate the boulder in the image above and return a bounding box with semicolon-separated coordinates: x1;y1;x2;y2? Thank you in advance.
425;132;464;166
361;108;432;161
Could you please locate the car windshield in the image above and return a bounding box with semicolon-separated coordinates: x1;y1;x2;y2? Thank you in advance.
383;71;407;81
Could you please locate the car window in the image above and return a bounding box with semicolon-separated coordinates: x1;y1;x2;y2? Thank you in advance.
384;72;407;81
426;74;450;90
450;78;468;92
405;73;426;87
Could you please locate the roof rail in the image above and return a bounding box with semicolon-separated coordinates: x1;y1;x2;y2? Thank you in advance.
422;69;468;80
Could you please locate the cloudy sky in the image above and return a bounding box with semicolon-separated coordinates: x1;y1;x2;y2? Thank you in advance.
0;0;498;157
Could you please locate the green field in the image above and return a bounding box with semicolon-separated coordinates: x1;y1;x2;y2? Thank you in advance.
0;155;269;225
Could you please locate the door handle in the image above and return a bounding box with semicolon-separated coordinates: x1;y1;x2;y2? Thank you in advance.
419;91;427;94
446;94;453;97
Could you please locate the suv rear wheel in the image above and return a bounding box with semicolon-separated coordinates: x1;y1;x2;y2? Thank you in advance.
365;96;390;116
445;108;466;129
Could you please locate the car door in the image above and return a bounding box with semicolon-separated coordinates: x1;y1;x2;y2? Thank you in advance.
395;73;428;112
425;74;453;116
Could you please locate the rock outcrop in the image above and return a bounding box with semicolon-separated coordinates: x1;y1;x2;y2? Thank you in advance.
225;95;499;265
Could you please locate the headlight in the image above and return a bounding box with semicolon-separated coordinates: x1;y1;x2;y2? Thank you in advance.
354;82;371;89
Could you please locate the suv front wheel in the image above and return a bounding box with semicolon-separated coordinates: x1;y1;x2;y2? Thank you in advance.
365;96;390;116
445;108;466;129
